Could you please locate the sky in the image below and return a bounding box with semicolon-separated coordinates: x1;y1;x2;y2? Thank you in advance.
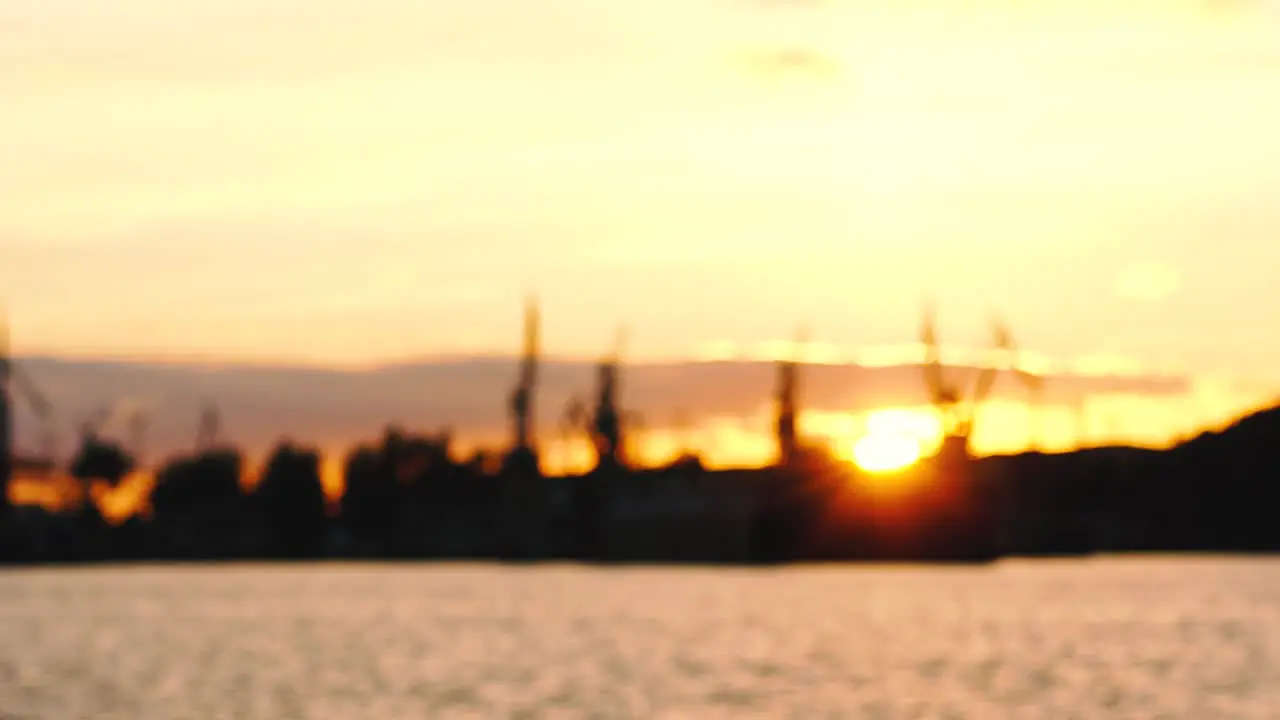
6;353;1197;462
4;0;1280;490
4;352;1240;518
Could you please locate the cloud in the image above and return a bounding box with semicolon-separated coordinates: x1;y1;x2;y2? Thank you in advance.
1114;261;1182;301
694;339;1182;380
6;353;1193;466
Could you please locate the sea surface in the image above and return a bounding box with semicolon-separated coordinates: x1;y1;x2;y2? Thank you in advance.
0;557;1277;719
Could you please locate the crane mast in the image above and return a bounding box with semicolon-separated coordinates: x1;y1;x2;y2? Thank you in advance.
774;327;805;467
920;304;1013;457
196;403;220;452
510;295;539;454
590;327;627;468
560;396;589;473
592;363;622;466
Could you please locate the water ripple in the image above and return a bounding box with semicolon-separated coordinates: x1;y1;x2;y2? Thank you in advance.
0;557;1277;718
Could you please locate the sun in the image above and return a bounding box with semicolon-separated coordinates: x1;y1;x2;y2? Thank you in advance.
851;431;922;473
849;408;933;474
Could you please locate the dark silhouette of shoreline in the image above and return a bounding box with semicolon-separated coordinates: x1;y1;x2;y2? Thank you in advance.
3;303;1279;566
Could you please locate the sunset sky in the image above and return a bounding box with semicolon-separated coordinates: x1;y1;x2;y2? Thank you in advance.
4;1;1280;483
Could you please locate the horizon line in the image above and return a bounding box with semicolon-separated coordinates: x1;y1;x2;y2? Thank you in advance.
6;346;1197;381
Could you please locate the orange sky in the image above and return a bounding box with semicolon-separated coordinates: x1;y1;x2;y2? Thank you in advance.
4;1;1280;515
17;382;1273;523
3;0;1279;372
9;349;1275;522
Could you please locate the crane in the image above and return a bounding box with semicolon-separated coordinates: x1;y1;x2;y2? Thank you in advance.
1;313;58;477
69;399;151;460
509;294;540;455
560;395;589;474
77;404;113;441
920;303;1014;458
560;325;638;472
195;402;220;452
1;315;58;517
10;366;58;471
589;325;630;468
774;326;807;467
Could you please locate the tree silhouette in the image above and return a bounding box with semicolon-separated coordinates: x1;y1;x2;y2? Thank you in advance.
149;449;244;558
256;442;327;558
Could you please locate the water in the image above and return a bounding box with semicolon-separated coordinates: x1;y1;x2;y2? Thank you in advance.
0;557;1277;719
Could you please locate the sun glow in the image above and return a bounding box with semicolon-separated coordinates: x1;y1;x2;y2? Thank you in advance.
851;432;922;473
849;408;935;474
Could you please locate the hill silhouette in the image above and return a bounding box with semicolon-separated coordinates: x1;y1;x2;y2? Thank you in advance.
982;400;1280;556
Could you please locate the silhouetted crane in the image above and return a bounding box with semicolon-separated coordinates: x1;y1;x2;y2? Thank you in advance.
76;405;111;442
2;315;59;516
559;326;638;472
68;435;135;492
66;400;137;494
196;402;221;452
560;395;589;474
921;303;1013;458
774;327;806;467
589;326;628;469
12;370;57;468
77;399;147;442
505;295;540;474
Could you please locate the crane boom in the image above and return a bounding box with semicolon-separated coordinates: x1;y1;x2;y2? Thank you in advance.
521;295;539;389
196;402;220;451
510;295;539;452
2;319;58;484
920;303;950;406
10;367;51;419
560;396;589;473
9;366;57;462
